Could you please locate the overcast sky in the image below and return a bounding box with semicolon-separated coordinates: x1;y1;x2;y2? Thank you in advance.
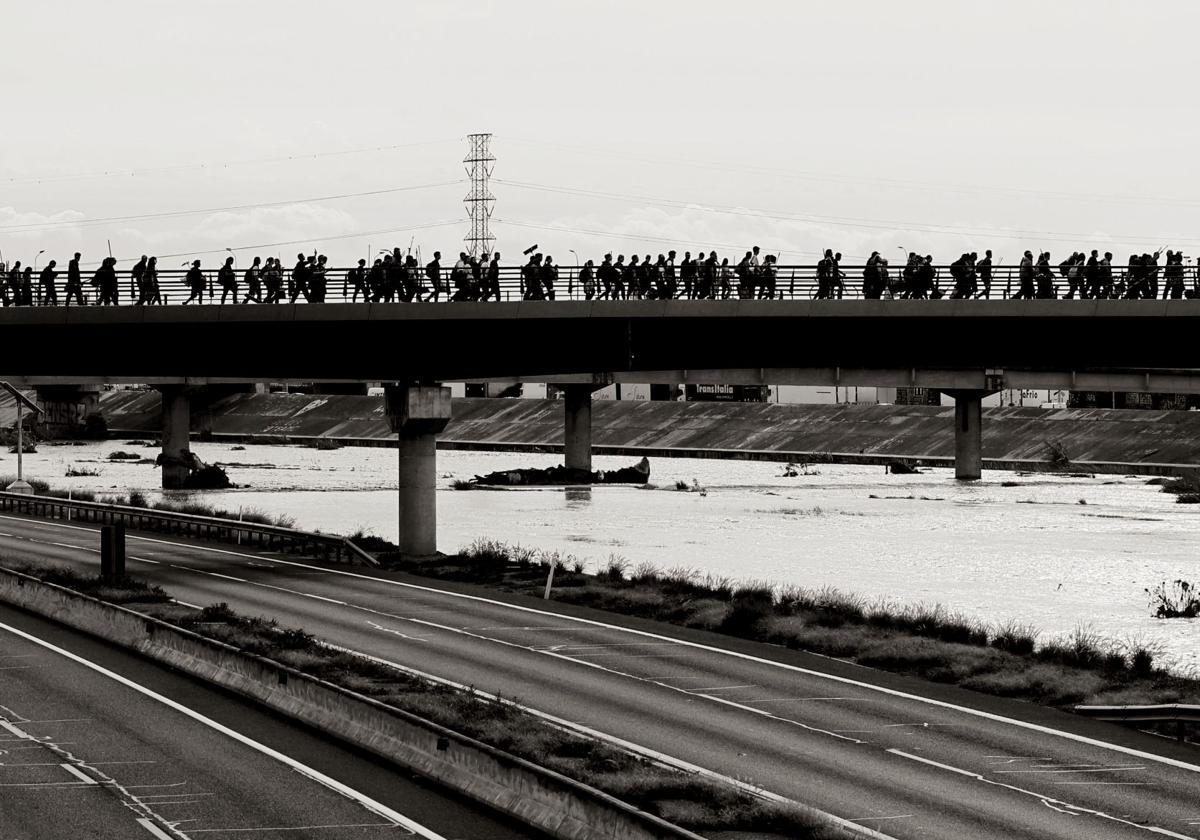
2;0;1198;268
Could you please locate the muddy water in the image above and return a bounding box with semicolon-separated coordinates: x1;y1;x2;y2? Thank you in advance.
13;440;1200;671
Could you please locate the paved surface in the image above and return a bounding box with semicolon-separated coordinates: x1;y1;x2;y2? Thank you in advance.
0;601;536;840
2;512;1200;839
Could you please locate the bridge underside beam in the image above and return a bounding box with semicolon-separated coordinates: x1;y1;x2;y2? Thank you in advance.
8;369;1200;394
470;368;1200;395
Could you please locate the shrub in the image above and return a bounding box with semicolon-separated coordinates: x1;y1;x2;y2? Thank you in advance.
1146;580;1200;619
65;464;101;477
720;586;775;637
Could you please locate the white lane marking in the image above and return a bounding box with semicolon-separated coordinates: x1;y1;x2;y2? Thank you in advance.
0;620;444;840
849;815;916;822
137;818;178;840
9;521;1200;787
324;640;900;840
158;559;875;754
188;824;403;834
994;766;1146;774
133;544;1200;777
59;763;97;784
685;685;756;692
887;749;1197;839
366;621;428;643
171;600;203;610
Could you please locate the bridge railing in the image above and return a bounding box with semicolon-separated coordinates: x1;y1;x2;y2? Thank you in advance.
8;263;1200;305
0;490;378;566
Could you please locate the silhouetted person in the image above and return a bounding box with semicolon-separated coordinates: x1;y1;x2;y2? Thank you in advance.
679;251;695;299
760;254;778;299
242;256;263;303
541;255;558;301
65;253;84;306
144;256;162;304
1035;252;1057;298
95;257;119;305
1014;250;1035;299
130;255;147;303
39;260;58;306
218;256;238;304
977;250;993;298
183;260;206;304
1164;250;1185;299
484;252;501;301
580;259;596;300
816;250;834;299
425;251;443;302
1083;250;1101;299
308;255;328;302
263;258;283;304
1099;252;1114;299
621;255;638;301
290;253;309;302
18;267;32;306
7;261;22;306
385;252;404;302
597;254;616;300
663;250;677;298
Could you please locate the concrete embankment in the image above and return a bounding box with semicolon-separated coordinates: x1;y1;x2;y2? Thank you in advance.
0;568;704;840
98;391;1200;474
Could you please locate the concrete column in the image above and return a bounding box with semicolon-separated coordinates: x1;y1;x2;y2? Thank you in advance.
386;385;452;557
160;387;191;489
946;390;985;481
562;385;594;472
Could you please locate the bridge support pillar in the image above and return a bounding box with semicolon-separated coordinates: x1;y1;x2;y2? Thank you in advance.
562;385;595;472
386;384;452;557
160;386;191;489
943;389;989;481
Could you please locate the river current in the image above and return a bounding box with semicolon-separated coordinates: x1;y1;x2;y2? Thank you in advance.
11;441;1199;672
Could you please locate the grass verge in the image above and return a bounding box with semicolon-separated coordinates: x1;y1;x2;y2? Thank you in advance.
6;563;843;839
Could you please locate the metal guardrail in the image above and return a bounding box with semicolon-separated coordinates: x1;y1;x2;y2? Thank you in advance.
0;490;378;566
1075;704;1200;741
5;262;1197;306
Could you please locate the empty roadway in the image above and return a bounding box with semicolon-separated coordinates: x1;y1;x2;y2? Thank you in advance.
1;512;1199;840
0;600;538;840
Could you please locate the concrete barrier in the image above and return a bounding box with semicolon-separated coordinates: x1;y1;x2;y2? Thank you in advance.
0;568;703;840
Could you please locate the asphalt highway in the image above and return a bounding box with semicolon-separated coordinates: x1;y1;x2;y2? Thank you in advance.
1;511;1199;839
0;601;537;840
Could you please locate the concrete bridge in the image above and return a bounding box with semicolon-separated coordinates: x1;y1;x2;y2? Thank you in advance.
5;298;1200;555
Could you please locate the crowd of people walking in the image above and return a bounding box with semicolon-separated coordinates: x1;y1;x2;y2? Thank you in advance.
0;244;1194;306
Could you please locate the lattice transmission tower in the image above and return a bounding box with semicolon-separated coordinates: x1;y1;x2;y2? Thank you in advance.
463;133;496;258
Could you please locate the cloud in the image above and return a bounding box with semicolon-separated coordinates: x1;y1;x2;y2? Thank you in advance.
113;203;361;254
0;206;87;239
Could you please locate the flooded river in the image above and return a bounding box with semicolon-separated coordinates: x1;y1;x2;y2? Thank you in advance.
10;440;1199;671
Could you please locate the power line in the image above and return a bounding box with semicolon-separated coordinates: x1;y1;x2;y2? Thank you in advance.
0;138;460;186
0;180;464;234
505;136;1200;209
122;219;465;262
493;218;802;258
495;178;1200;248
